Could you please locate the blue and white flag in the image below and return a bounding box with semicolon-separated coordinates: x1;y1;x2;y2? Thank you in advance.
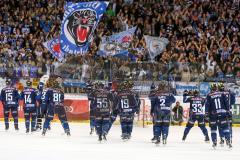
144;35;169;60
43;38;65;62
98;27;136;59
60;1;109;55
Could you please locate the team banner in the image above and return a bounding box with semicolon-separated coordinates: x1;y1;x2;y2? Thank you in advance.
98;27;137;59
60;1;109;54
144;35;169;60
43;38;65;62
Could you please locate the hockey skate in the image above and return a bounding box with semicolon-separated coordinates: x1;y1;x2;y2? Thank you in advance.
205;136;210;143
162;138;167;145
31;128;36;132
64;129;71;136
98;135;103;142
226;140;232;149
90;128;94;135
5;125;9;131
14;124;19;131
42;129;47;136
155;137;160;146
151;136;158;143
103;134;107;141
36;125;42;131
66;131;71;137
219;138;224;147
122;134;128;142
26;128;30;133
182;135;187;142
212;143;217;149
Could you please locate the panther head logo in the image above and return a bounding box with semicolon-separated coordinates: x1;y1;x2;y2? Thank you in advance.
66;10;97;46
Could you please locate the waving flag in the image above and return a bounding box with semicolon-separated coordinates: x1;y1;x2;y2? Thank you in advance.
43;38;65;62
60;1;109;55
144;35;169;60
98;27;136;60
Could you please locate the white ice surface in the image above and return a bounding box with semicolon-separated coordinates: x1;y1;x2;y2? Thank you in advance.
0;122;239;160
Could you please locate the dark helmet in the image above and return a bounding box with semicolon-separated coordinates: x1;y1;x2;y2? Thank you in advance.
158;83;165;91
118;81;126;90
126;81;134;89
26;80;32;87
218;83;224;91
193;90;199;96
96;81;104;89
6;79;11;86
210;83;217;92
183;90;189;95
151;83;156;90
53;80;59;88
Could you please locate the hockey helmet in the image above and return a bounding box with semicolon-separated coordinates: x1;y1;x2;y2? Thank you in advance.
26;80;32;87
217;83;224;91
210;83;217;92
6;79;11;86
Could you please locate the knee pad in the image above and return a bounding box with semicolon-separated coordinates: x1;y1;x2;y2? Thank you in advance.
46;114;54;120
4;110;10;115
209;120;217;128
187;121;194;127
198;121;205;127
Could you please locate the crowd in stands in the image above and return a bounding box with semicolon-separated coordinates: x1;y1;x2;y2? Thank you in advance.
0;0;240;82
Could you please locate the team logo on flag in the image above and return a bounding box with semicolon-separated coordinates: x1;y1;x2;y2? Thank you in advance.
66;10;96;47
43;38;64;62
98;27;136;57
144;35;169;60
60;1;109;54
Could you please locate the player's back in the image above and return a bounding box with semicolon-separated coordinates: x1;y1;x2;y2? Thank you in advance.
91;89;112;116
46;88;64;107
184;96;205;115
206;91;229;115
117;89;139;115
152;91;176;112
38;88;48;105
21;87;37;107
1;86;19;106
220;90;236;106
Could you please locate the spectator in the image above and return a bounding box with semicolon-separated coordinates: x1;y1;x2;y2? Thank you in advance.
172;101;183;126
0;0;240;83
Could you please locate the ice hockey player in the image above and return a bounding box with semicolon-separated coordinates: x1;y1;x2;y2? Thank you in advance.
205;84;232;149
150;83;176;145
86;82;96;135
217;83;235;146
182;90;210;142
148;83;158;143
87;82;113;142
0;79;20;130
36;82;49;130
20;80;38;133
42;80;70;136
106;82;117;134
116;81;140;141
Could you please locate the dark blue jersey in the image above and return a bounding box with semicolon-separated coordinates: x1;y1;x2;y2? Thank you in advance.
221;91;236;107
205;91;229;115
116;89;140;116
183;95;205;115
37;88;48;105
45;88;64;107
21;87;38;108
0;86;19;107
150;91;176;114
90;89;113;117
